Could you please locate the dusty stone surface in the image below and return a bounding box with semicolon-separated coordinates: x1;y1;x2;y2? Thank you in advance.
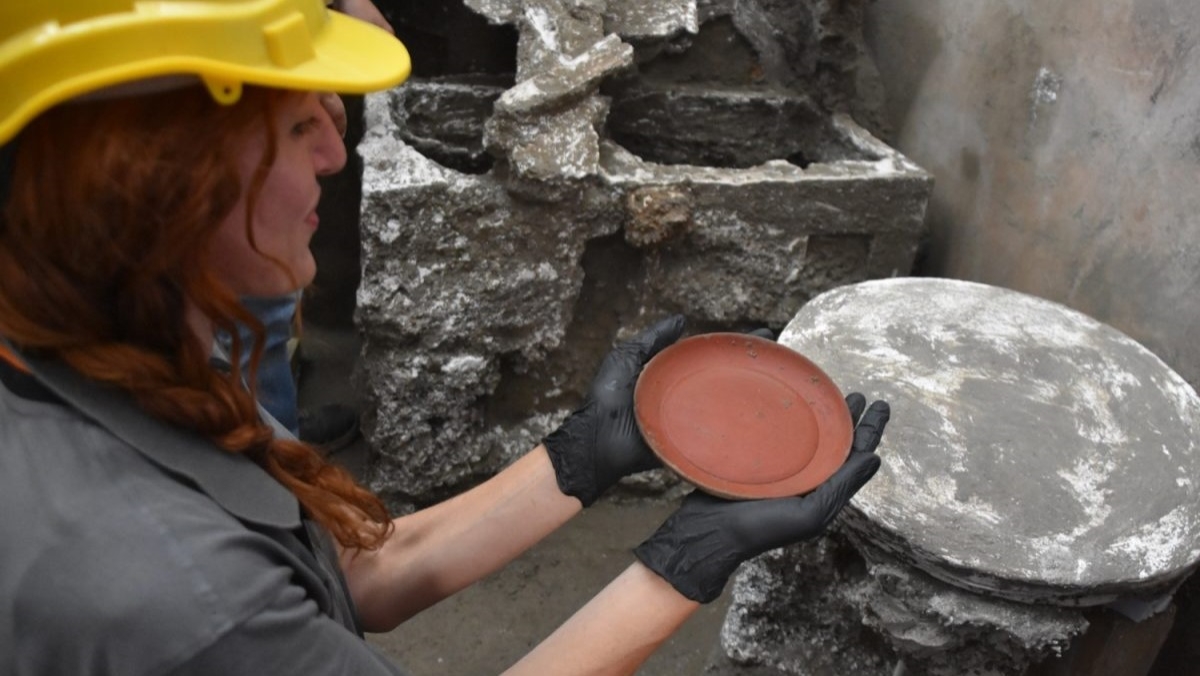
356;0;930;506
614;0;889;136
711;528;1086;676
388;78;507;174
623;184;694;247
606;89;831;169
356;96;612;501
606;0;698;39
780;278;1200;604
715;535;895;676
493;34;631;116
484;34;632;182
487;94;611;181
601;119;930;329
358;92;927;504
466;0;607;77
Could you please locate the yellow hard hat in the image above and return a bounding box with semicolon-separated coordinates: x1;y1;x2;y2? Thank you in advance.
0;0;412;145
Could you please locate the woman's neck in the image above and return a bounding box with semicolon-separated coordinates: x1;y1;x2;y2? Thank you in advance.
185;303;215;358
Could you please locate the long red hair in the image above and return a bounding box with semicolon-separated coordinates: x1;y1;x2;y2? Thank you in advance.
0;85;391;549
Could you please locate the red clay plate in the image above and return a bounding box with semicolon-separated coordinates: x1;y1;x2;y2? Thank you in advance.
634;333;853;500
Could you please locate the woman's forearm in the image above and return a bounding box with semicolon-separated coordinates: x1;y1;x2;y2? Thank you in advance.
502;562;700;676
343;445;582;630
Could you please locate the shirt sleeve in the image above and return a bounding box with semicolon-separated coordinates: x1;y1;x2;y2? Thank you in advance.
169;582;410;676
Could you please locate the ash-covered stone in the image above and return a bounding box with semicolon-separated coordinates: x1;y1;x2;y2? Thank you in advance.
781;278;1200;604
486;94;610;181
712;528;1086;676
357;93;616;504
623;185;694;248
493;34;632;117
717;535;895;676
389;78;507;174
599;124;929;328
605;0;698;39
606;88;831;169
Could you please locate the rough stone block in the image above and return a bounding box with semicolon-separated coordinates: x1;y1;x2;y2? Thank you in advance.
782;279;1200;605
711;278;1200;676
1032;605;1175;676
485;95;610;180
713;529;1086;676
600;115;930;328
357;97;617;502
605;0;698;39
493;34;632;117
606;89;831;168
390;78;507;174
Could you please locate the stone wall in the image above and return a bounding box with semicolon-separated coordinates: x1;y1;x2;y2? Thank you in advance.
709;528;1087;676
355;0;931;506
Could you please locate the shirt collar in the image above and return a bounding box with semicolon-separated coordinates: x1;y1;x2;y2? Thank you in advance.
9;342;301;530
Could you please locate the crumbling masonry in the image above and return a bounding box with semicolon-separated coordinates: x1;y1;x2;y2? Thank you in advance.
356;0;931;506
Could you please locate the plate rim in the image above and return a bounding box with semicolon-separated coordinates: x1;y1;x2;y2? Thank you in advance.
634;332;853;499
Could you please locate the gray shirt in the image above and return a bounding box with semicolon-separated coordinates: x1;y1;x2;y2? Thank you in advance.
0;353;407;675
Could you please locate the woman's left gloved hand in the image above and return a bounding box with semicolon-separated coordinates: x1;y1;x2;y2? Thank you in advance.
544;315;686;507
633;394;889;603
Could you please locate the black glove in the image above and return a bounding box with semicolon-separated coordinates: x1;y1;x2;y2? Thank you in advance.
633;393;890;603
544;315;686;506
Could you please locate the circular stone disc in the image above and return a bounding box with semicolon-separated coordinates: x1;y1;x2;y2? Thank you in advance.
634;333;852;499
780;278;1200;604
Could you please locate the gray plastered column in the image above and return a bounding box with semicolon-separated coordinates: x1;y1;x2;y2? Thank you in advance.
710;278;1200;675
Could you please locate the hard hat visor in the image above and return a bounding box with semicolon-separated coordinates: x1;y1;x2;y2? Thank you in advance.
0;0;412;145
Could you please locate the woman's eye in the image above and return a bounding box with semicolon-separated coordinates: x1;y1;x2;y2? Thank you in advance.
291;117;320;137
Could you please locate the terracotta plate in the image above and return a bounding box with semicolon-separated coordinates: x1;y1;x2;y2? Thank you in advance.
634;333;853;499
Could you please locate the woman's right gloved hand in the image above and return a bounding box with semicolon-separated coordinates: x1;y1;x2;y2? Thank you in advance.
633;393;890;603
543;315;686;507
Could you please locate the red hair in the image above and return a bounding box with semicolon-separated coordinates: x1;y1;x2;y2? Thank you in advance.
0;85;391;549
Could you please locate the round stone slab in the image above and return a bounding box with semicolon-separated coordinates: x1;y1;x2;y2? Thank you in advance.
781;278;1200;605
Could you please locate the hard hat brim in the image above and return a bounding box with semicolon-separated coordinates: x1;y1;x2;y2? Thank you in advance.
254;11;412;96
0;9;412;145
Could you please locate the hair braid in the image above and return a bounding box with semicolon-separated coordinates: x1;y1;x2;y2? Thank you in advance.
0;86;391;550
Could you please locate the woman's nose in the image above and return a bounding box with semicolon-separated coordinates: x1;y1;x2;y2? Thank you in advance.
313;107;348;175
314;128;347;175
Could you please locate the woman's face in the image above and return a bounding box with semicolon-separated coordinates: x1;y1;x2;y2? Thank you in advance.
208;91;346;298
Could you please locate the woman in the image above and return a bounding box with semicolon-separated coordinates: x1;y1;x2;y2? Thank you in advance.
213;0;396;448
0;1;889;674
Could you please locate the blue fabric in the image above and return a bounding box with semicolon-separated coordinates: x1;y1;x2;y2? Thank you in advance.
216;293;300;435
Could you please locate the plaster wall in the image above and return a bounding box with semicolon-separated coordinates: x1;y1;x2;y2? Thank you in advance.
862;0;1200;388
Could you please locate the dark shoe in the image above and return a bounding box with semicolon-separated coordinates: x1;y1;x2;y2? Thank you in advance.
298;403;360;453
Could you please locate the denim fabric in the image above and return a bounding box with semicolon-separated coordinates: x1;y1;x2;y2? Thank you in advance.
215;293;301;435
